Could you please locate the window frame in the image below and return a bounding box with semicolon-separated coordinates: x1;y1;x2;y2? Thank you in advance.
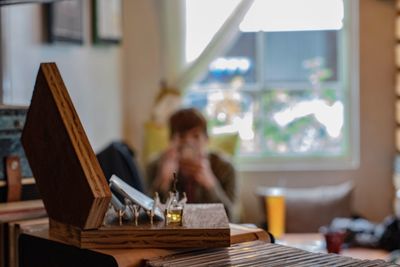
186;0;360;171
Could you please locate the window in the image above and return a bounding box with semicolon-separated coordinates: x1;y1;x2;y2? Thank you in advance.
183;0;359;171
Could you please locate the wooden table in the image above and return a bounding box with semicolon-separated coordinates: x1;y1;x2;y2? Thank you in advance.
278;233;390;261
18;223;270;267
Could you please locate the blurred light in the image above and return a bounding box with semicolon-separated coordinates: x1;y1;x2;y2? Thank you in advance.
240;0;344;32
217;112;227;121
273;99;344;138
237;114;254;140
185;0;241;62
209;57;251;75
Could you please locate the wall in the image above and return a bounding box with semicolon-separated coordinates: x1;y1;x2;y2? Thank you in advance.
123;0;397;225
1;2;122;152
121;0;161;162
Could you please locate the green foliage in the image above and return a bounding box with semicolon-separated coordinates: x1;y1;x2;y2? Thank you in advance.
321;88;337;103
263;116;314;145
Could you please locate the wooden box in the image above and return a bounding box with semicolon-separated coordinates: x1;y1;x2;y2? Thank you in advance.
21;63;230;249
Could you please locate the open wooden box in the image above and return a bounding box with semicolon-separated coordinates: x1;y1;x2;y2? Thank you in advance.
20;63;230;249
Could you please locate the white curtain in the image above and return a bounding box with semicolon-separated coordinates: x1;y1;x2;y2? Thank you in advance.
160;0;255;93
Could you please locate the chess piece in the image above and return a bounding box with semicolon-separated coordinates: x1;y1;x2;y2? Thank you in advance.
111;194;132;221
125;199;140;226
117;209;125;226
147;210;154;225
148;192;160;225
132;204;140;226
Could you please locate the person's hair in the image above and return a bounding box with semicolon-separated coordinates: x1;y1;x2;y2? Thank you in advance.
169;108;208;139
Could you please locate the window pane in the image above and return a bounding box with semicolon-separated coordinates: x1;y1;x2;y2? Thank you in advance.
240;0;344;32
249;88;345;157
184;87;346;158
183;0;358;169
197;32;257;85
183;90;209;111
186;0;241;63
264;30;338;83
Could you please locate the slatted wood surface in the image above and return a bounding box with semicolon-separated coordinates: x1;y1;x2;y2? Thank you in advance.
145;240;399;267
21;63;111;230
0;200;45;221
49;204;231;249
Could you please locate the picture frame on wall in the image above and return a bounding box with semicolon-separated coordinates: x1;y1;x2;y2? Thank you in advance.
92;0;122;44
45;0;84;44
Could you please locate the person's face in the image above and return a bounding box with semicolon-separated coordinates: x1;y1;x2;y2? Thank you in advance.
178;126;208;154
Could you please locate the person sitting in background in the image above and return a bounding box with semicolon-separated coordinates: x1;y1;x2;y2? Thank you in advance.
146;107;237;219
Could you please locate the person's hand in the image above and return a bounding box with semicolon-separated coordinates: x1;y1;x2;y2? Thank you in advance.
179;155;217;190
154;136;180;192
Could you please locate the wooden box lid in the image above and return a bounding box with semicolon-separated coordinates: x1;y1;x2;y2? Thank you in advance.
21;63;111;230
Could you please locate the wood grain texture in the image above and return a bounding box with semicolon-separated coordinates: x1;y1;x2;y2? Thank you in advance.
5;156;22;202
20;223;269;267
145;241;394;267
0;200;46;223
50;204;231;249
229;223;270;244
21;63;111;230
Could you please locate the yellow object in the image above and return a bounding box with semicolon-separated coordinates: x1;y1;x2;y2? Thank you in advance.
143;121;169;163
165;192;184;225
166;208;183;224
144;84;181;163
265;194;286;238
208;132;239;156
